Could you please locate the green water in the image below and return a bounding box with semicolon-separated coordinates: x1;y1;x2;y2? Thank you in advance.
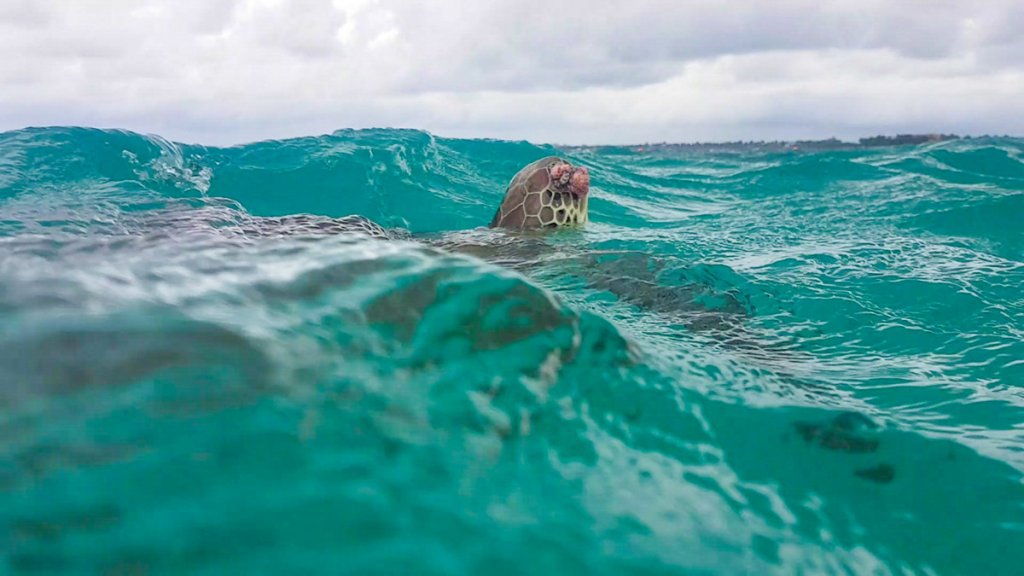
1;127;1022;574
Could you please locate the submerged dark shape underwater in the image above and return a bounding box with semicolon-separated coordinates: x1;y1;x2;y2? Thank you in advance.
1;127;1023;574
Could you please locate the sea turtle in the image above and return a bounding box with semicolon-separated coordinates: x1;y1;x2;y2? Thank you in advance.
488;156;590;229
230;155;767;346
242;155;747;331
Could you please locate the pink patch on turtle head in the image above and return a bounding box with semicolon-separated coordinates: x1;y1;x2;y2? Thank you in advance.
549;163;571;182
568;166;589;196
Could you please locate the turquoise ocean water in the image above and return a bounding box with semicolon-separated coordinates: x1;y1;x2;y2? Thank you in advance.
1;127;1022;574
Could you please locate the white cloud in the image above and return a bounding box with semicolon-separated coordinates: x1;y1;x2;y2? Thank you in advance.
0;0;1021;144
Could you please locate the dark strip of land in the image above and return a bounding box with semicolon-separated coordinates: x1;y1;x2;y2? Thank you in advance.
563;134;964;153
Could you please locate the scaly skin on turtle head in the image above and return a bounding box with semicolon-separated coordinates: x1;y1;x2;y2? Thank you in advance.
489;156;590;229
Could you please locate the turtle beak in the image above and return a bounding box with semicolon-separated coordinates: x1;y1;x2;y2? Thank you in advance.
568;166;589;197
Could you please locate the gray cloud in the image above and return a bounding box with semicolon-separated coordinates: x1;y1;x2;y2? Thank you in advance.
0;0;1021;144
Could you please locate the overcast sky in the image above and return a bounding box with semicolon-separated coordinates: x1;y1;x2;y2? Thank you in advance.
1;0;1022;145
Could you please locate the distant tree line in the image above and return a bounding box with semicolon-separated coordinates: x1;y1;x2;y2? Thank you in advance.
561;134;965;153
857;134;959;146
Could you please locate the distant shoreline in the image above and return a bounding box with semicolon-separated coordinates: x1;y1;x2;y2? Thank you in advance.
562;133;968;153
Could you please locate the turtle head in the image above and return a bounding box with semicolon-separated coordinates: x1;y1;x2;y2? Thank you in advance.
489;156;590;229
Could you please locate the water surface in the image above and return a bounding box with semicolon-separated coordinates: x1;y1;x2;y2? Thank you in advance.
1;127;1022;574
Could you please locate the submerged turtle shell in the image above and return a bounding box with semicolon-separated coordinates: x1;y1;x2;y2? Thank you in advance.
489;156;588;229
